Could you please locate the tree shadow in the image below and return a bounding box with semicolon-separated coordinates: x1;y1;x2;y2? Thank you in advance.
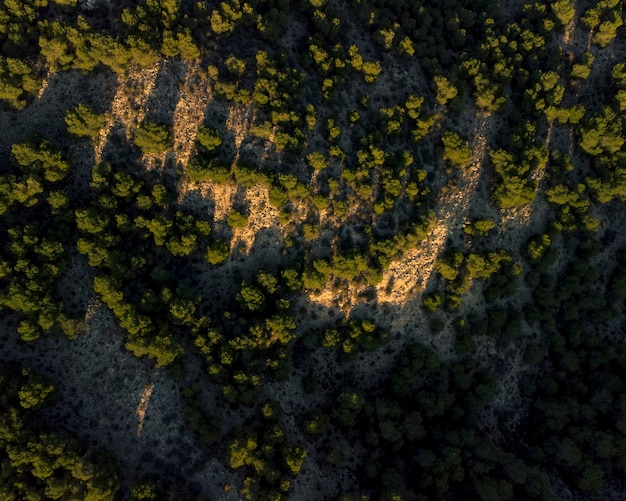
142;59;183;128
0;70;117;159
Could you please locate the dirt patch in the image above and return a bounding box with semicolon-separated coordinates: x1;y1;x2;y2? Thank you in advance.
172;62;212;168
95;63;160;162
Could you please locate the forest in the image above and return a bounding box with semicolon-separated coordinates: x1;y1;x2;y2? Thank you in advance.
1;0;626;499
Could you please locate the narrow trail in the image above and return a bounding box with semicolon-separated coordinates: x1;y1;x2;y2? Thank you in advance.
136;382;154;437
376;113;493;305
94;63;160;163
37;70;51;99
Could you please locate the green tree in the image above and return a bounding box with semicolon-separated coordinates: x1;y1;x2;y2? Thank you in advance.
579;106;624;155
435;248;464;281
133;121;172;155
65;103;106;138
12;139;70;182
18;370;55;409
434;76;458;105
196;126;223;151
442;132;471;167
551;0;575;27
238;282;265;311
206;240;230;264
227;209;248;229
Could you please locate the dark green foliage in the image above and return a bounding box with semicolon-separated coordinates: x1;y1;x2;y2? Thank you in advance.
227;424;304;500
2;1;626;499
184;385;222;446
422;293;441;312
578;106;624;156
582;0;623;47
464;218;495;237
12;139;70;182
238;281;266;312
0;368;120;500
233;163;272;188
187;157;231;183
489;128;545;209
550;0;575;27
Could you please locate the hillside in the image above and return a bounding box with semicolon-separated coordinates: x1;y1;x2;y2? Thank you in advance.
1;0;626;499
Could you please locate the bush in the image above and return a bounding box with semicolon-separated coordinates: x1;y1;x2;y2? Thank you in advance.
422;293;442;312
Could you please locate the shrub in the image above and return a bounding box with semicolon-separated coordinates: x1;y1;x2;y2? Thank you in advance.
187;157;231;183
422;293;442;312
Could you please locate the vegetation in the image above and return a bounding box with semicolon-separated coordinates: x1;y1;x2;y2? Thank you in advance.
1;0;625;499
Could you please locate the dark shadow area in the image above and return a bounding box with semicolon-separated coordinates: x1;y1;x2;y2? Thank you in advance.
142;59;183;128
0;70;117;160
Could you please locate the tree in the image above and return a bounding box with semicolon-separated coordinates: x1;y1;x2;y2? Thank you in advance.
579;106;624;156
238;282;265;311
133;121;172;155
227;209;248;229
206;240;230;264
436;248;464;281
434;76;458;105
196;126;223;151
422;293;442;312
551;0;575;27
18;370;55;409
305;151;328;170
464;219;495;237
282;445;306;475
12;139;70;182
442;132;471;167
65;104;106;138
